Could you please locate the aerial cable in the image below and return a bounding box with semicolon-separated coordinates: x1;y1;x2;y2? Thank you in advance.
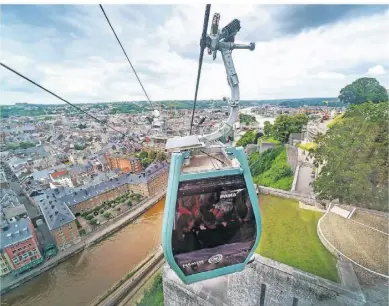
189;4;211;136
0;62;127;137
199;149;226;166
99;4;157;112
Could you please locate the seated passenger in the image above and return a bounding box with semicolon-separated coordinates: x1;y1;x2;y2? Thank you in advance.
197;211;229;248
172;214;200;254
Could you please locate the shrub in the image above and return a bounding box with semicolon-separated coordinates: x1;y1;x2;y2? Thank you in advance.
75;212;81;217
79;229;86;236
75;219;82;229
85;214;94;220
103;212;112;218
89;218;98;225
99;210;104;214
127;201;132;207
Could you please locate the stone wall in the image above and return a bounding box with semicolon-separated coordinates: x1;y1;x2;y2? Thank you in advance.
258;186;316;205
286;144;298;172
163;255;365;306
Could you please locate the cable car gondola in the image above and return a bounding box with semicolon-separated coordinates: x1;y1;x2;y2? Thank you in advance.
162;7;262;284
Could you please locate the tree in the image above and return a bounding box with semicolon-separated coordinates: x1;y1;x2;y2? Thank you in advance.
141;157;153;168
77;123;87;129
236;130;256;147
263;121;273;136
239;113;256;125
339;77;388;105
269;114;308;143
312;102;388;210
149;151;157;160
156;152;167;161
138;151;149;159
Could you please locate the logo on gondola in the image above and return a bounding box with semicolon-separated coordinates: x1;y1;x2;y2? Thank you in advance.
208;254;223;264
220;193;236;199
182;260;204;268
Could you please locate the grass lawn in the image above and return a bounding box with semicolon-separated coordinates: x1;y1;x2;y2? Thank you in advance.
256;194;339;282
258;136;281;145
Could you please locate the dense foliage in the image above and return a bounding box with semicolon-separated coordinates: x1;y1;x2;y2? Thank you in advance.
263;114;308;143
74;143;87;150
239;113;256;125
339;77;388;105
249;147;294;191
312;102;388;210
135;150;167;168
136;273;164;306
236;130;256;147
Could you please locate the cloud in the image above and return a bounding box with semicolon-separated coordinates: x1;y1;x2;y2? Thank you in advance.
1;5;389;105
367;65;387;76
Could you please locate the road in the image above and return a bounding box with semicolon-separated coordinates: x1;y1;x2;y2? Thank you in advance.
295;166;314;195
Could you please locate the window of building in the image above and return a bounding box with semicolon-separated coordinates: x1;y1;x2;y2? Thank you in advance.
28;251;33;256
58;226;63;234
68;223;72;230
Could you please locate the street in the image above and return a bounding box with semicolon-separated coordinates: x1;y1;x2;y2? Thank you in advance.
295;166;314;195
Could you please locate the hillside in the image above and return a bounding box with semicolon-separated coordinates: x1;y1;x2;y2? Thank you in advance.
249;146;294;191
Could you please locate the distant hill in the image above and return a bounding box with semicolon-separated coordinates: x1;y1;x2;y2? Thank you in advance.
1;98;341;118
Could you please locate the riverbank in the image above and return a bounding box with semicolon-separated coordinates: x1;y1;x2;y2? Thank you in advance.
91;246;164;306
0;190;166;296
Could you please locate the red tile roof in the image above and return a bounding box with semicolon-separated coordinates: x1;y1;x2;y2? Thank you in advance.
51;169;67;179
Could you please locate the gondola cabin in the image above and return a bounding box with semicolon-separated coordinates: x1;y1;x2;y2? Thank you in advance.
162;136;262;284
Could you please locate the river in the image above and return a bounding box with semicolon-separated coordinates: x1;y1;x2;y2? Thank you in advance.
240;107;275;128
1;199;165;306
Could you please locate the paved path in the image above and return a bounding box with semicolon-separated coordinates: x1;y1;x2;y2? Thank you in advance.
295;166;314;195
0;190;166;294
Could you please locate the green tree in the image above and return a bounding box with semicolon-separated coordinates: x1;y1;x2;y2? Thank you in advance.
138;151;149;159
236;130;256;147
156;152;167;161
239;113;256;125
339;77;388;105
149;151;157;160
312;102;388;210
271;114;308;143
78;123;87;129
263;121;273;136
141;157;153;168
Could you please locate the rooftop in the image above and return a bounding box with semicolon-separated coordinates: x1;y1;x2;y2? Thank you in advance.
38;196;75;230
0;218;33;250
51;169;68;179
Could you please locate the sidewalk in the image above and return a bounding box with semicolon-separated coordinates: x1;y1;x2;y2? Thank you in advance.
0;190;166;295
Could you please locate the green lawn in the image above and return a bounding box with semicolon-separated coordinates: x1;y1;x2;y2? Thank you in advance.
256;194;339;282
258;136;281;145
